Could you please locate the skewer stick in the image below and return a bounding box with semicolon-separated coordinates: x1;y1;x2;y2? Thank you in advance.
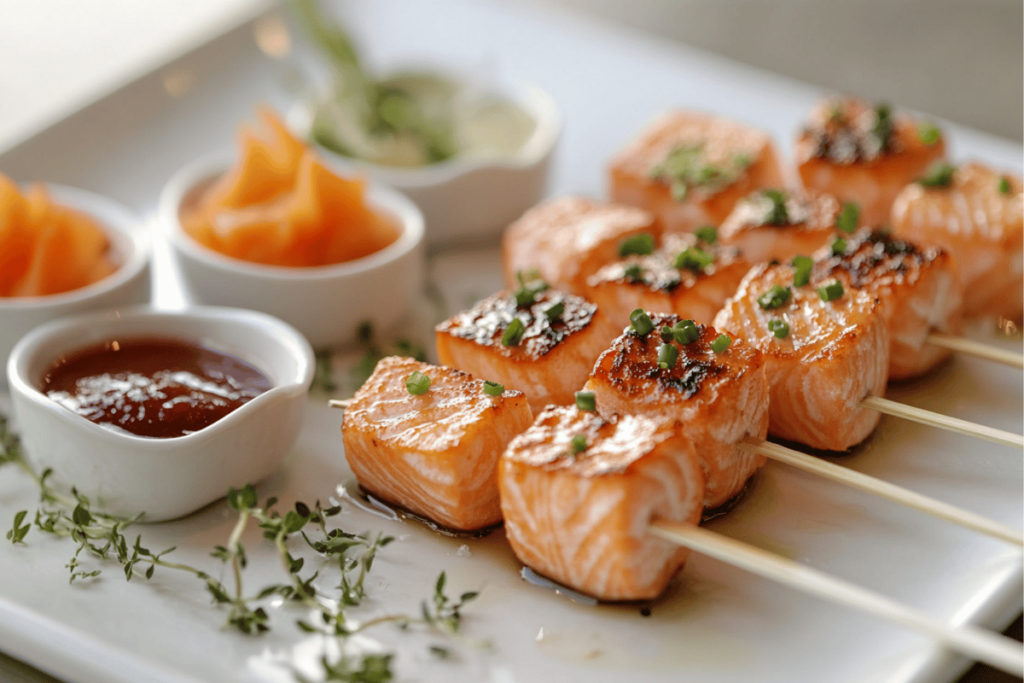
860;396;1023;449
740;438;1023;546
927;333;1023;369
649;520;1024;677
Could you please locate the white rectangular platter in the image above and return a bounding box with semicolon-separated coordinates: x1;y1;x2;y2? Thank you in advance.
0;1;1021;682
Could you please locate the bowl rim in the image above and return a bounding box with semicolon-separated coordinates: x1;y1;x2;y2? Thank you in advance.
7;305;315;450
0;184;151;310
159;152;425;281
293;69;562;187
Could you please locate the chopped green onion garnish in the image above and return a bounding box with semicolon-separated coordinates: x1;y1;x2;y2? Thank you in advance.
762;189;789;225
483;380;504;396
575;391;596;412
999;176;1012;194
757;284;792;310
660;325;675;343
830;237;847;256
918;162;956;188
623;263;645;282
817;280;844;302
711;334;732;353
618;233;655;257
836;202;860;234
870;103;893;150
670;179;688;202
629;309;655;336
514;271;550;306
674;247;715;273
673;319;700;345
657;342;679;369
570;434;588;455
767;318;790;339
917;121;941;145
791;255;813;287
502;318;526;346
695;225;718;244
543;300;564;321
406;371;431;395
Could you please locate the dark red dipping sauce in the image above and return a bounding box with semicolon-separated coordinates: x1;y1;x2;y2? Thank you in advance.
39;338;271;438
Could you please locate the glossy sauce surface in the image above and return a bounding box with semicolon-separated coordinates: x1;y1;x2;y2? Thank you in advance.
39;338;271;438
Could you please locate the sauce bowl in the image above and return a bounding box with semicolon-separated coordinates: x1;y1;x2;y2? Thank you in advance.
0;185;151;386
159;153;425;349
7;306;314;521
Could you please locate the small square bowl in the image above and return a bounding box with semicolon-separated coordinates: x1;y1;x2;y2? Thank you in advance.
7;306;315;522
159;153;425;349
0;185;151;385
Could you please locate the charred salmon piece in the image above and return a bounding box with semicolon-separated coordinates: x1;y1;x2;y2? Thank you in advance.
435;287;616;414
501;196;658;295
499;405;705;602
891;162;1023;322
583;231;750;328
719;188;853;265
342;356;533;532
812;230;963;380
609;110;787;234
795;96;946;227
584;314;768;509
713;262;890;451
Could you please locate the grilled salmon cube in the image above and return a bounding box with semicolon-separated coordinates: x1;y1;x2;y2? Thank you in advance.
609;110;786;234
714;262;890;451
719;189;853;265
891;162;1022;322
435;288;616;414
342;356;533;532
502;196;658;295
812;230;963;380
795;96;946;227
582;232;750;328
584;315;768;509
499;405;705;601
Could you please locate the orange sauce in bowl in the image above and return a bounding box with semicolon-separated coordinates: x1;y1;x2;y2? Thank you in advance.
180;108;399;268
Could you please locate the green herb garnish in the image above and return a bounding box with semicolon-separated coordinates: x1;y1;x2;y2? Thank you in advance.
514;271;550;307
406;371;431;395
791;255;813;287
483;380;504;396
543;300;564;322
618;233;655;256
575;391;596;412
831;237;847;256
818;280;845;302
761;189;789;225
836;202;860;234
623;263;645;283
501;318;526;346
919;162;956;188
917;121;941;145
868;103;893;153
650;143;752;201
757;284;792;310
674;247;715;273
999;176;1012;194
673;319;700;345
629;309;655;336
695;225;718;244
767;319;790;339
657;342;679;369
570;434;588;455
711;334;732;353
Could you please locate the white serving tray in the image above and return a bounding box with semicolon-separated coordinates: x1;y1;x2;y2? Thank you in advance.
0;1;1021;682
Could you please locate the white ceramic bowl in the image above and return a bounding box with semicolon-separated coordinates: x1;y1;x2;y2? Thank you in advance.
0;185;151;385
7;306;314;522
294;75;561;247
160;153;425;349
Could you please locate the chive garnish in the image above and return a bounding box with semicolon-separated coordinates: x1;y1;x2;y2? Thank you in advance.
767;318;790;339
831;237;847;256
999;176;1012;194
836;202;860;234
673;319;700;345
711;334;732;353
674;247;715;273
651;143;752;202
660;325;675;343
629;309;655;336
757;284;792;310
619;233;655;257
817;280;844;302
514;271;549;307
695;225;718;244
575;391;596;412
791;255;813;287
917;121;941;145
406;371;430;395
501;318;526;346
623;263;645;283
919;162;955;188
761;189;789;225
657;342;679;369
570;434;588;455
869;103;893;151
483;380;504;396
543;300;564;321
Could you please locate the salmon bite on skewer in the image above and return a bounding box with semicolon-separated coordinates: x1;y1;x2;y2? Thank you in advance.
341;356;533;532
499;404;706;601
609;110;787;233
584;313;769;509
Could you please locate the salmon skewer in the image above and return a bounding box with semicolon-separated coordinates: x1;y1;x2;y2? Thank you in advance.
341;356;533;532
502;196;658;296
435;283;617;414
583;315;769;509
582;231;750;328
890;161;1023;323
718;188;856;265
794;96;946;227
609;110;787;233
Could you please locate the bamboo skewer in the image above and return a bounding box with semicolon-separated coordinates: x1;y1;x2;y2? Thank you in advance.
861;396;1023;449
648;520;1024;677
740;438;1022;546
926;333;1024;369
